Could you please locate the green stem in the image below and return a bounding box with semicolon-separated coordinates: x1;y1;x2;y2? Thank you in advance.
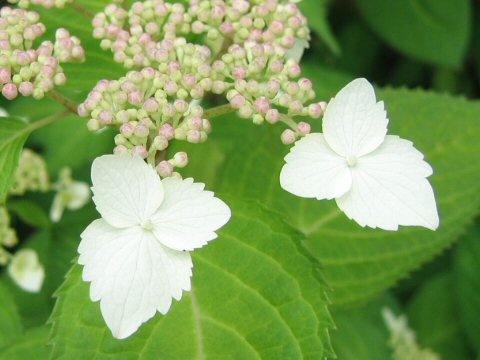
203;104;235;119
279;114;298;131
49;90;79;114
70;0;95;19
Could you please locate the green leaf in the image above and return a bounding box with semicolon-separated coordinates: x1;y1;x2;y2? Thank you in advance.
8;200;51;228
454;224;480;352
49;199;334;359
299;0;340;55
330;295;396;360
354;0;471;68
0;326;50;360
0;282;23;348
217;87;480;307
32;0;125;93
407;273;472;359
0;117;29;204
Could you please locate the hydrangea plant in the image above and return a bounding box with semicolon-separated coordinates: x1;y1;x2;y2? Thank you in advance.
0;0;479;359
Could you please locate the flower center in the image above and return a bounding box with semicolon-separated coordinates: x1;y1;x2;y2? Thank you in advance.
140;219;154;231
346;156;358;167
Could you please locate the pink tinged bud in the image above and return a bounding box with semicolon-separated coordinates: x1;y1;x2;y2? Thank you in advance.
113;145;128;154
285;3;299;15
162;103;176;117
190;85;204;99
297;121;311;135
54;73;67;86
143;98;159;112
289;100;304;114
249;29;262;41
98;109;113;125
134;124;149;138
265;109;280;124
188;116;203;130
233;66;248;80
269;60;284;73
159;123;175;140
77;104;88;117
299;78;313;91
271;20;285;35
0;68;11;84
120;123;135;137
186;130;202;144
18;82;33;96
87;118;100;131
255;98;270;114
174;99;188;113
288;16;303;29
2;82;17;100
220;22;234;34
157;160;173;178
308;103;324;118
153;136;169;151
281;129;297;145
288;63;302;78
132;145;148;159
239;105;253;118
0;40;10;51
182;75;197;89
164;80;178;95
172;152;188;168
230;94;246;109
128;91;143;106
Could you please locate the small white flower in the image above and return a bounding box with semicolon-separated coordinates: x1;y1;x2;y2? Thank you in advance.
8;249;45;293
50;168;91;223
78;154;231;339
280;78;439;231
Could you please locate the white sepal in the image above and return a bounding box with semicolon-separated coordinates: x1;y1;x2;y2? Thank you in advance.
91;154;164;228
322;78;388;158
8;249;45;293
79;219;192;339
280;133;352;200
151;177;231;251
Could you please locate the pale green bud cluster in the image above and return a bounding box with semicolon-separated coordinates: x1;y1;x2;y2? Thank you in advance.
0;7;85;100
9;148;50;195
0;206;17;266
7;0;73;9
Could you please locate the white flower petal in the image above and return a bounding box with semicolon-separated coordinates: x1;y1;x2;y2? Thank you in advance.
323;78;388;158
280;133;352;200
150;177;231;251
50;193;65;223
91;154;164;228
8;249;45;293
78;219;192;339
66;181;91;210
336;136;439;231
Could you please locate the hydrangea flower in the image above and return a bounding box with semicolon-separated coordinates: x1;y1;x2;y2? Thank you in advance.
280;78;439;231
78;154;231;339
8;248;45;293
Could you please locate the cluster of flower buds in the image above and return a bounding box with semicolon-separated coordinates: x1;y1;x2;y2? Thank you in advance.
0;7;85;100
7;0;73;9
54;28;86;63
0;206;17;266
93;0;309;70
9;149;50;196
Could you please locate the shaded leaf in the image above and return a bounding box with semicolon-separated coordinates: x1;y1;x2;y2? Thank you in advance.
0;282;23;348
0;326;50;360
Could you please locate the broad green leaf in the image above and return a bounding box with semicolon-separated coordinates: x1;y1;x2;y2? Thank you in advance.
299;0;340;55
407;273;472;359
49;199;334;359
454;224;480;352
330;295;396;360
0;326;50;360
7;199;51;228
218;87;480;306
0;117;29;204
32;0;125;93
0;282;23;348
354;0;471;68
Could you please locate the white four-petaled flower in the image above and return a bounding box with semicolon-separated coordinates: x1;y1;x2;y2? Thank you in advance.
280;78;439;231
78;154;231;339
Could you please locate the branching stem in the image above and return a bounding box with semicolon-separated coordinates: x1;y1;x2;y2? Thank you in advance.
49;90;79;114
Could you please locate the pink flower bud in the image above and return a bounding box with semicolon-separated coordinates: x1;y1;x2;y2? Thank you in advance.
233;66;248;79
156;160;173;177
134;124;149;138
220;22;234;34
132;145;148;159
186;130;202;143
159;123;175;140
164;80;178;95
0;67;11;84
128;91;143;106
265;109;280;124
113;145;128;154
281;129;297;145
120;123;135;137
143;98;159;112
18;82;33;96
287;63;302;77
77;103;88;117
270;20;284;35
308;103;324;118
297;121;311;135
2;83;18;100
298;78;313;91
255;98;270;114
174;99;188;113
172;152;188;168
188;116;203;130
98;109;113;125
